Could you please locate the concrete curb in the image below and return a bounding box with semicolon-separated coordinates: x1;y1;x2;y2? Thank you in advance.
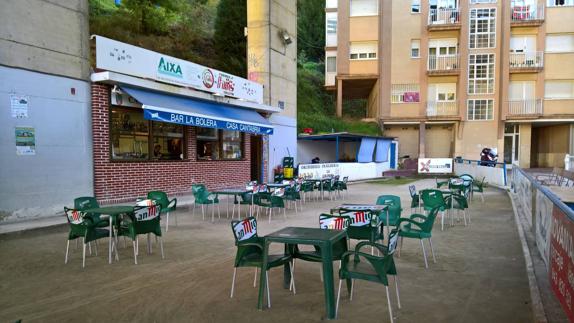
507;190;548;323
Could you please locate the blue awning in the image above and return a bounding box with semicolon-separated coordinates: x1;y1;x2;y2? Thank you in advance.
375;139;391;162
357;138;376;163
120;86;274;135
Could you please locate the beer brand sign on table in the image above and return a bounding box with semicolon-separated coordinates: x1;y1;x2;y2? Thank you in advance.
95;36;263;104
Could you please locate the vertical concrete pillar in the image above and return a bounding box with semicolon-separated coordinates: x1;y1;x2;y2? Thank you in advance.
419;122;426;158
519;123;532;168
336;78;343;117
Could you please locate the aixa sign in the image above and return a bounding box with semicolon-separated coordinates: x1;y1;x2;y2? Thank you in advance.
143;108;273;135
95;35;263;104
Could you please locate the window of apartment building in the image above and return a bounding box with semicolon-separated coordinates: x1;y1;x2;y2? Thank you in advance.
411;0;421;13
546;34;574;52
196;128;244;160
430;0;458;9
327;16;337;34
468;53;495;94
547;0;574;6
326;56;337;73
471;0;497;3
469;8;496;49
350;42;377;60
467;99;494;120
350;0;378;16
391;84;421;103
429;83;457;102
411;40;421;58
110;107;185;161
326;0;338;9
545;80;574;99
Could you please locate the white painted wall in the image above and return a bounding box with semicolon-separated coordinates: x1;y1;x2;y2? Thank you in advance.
298;162;391;181
268;114;297;179
0;66;93;222
454;162;507;187
297;140;337;165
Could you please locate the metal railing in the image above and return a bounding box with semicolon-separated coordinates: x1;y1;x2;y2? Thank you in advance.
507;99;543;116
511;4;544;22
509;51;544;69
426;101;458;117
427;54;460;72
428;8;460;25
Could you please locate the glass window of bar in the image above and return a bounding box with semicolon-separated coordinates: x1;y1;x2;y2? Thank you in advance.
197;129;244;161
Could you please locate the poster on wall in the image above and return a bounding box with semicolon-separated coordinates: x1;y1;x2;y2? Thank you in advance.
418;158;453;174
10;95;29;118
15;127;36;156
549;205;574;321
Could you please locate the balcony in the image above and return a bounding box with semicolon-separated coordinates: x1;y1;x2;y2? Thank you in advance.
427;101;459;118
427;55;460;75
511;5;544;26
427;8;461;31
507;99;543;117
509;51;544;73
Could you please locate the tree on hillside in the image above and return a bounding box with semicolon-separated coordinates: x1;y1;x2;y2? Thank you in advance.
122;0;182;34
213;0;247;76
297;0;325;62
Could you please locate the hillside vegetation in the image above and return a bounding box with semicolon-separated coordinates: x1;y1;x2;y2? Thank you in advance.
89;0;381;136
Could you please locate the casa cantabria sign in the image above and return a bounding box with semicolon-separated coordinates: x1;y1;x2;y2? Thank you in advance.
95;35;263;104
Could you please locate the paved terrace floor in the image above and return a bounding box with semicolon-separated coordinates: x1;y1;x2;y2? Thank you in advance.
0;179;533;322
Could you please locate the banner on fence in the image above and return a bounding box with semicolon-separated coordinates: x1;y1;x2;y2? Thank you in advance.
418;158;452;174
550;205;574;320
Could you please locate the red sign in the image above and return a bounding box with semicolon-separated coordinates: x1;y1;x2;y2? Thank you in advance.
550;206;574;321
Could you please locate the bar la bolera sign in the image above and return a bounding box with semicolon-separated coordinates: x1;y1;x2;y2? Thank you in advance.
95;35;263;104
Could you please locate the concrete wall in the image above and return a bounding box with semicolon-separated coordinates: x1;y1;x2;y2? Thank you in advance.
0;66;92;222
0;0;90;80
247;0;297;180
425;125;453;158
383;125;419;158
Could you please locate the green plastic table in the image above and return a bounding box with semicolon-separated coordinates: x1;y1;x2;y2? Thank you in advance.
212;188;249;219
83;205;134;264
258;227;349;319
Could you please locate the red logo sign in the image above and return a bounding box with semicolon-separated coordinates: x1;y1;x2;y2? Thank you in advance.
202;69;214;88
420;159;431;172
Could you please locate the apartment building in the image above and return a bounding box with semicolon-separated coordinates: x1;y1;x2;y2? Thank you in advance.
325;0;574;168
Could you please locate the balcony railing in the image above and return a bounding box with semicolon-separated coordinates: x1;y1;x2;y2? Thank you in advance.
507;99;543;116
427;101;458;117
509;51;544;71
427;55;460;74
511;4;544;23
428;8;460;26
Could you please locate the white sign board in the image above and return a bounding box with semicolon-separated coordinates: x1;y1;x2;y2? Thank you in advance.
418;158;453;174
11;95;29;118
298;163;341;179
95;36;263;104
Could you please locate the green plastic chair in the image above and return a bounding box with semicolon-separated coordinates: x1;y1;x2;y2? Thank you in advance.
336;230;401;322
284;182;302;213
229;217;295;307
408;185;421;213
74;197;109;228
335;176;349;199
473;176;486;203
192;184;220;222
396;206;440;269
376;195;402;227
147;191;177;231
420;189;449;231
64;207;112;268
191;184;206;215
256;188;286;223
435;177;449;189
300;180;315;202
233;191;254;219
322;177;338;200
338;209;384;249
117;199;164;264
446;192;470;226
